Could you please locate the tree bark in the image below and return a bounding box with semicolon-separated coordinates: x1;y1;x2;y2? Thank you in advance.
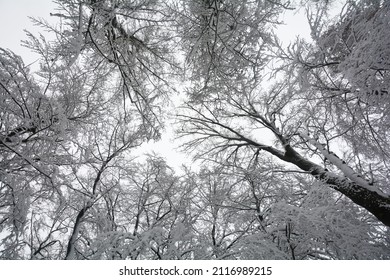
267;144;390;227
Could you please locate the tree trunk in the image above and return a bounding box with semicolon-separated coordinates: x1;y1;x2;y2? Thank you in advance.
280;145;390;227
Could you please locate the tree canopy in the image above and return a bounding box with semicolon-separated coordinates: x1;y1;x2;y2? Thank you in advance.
1;0;389;259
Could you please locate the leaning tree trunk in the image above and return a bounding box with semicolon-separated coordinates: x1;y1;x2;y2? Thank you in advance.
262;143;390;227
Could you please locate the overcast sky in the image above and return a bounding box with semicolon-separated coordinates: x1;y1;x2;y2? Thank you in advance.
0;0;57;64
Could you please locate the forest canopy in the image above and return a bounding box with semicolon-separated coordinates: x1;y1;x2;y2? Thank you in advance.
0;0;389;259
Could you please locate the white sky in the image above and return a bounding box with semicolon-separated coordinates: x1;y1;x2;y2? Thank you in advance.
276;6;312;43
0;0;321;173
0;0;57;64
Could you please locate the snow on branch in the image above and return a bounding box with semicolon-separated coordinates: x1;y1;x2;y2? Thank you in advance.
299;131;386;196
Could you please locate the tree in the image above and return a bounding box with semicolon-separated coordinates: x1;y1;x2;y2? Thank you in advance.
0;45;148;258
76;155;199;260
38;0;180;135
1;0;389;260
177;0;390;227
